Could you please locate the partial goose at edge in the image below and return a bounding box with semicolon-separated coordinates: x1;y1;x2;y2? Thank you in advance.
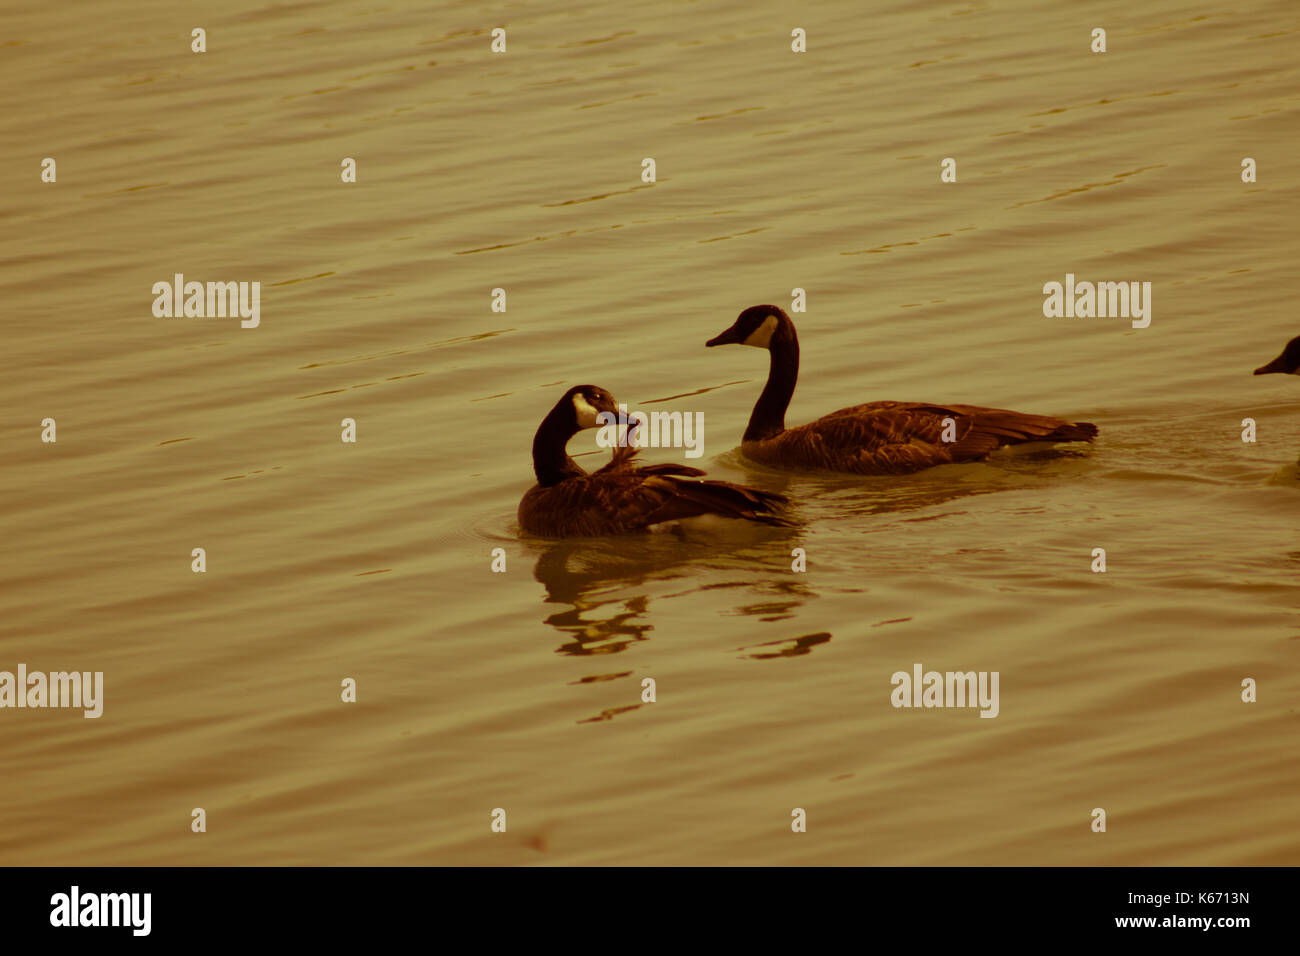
1255;335;1300;376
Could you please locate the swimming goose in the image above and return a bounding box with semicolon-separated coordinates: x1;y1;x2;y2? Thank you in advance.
518;385;790;538
1254;336;1300;375
705;305;1099;475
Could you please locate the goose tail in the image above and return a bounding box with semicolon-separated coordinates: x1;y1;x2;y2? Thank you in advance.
667;477;794;527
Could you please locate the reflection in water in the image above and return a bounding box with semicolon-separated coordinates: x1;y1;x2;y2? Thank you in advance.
530;541;661;656
738;631;833;660
825;456;1097;517
713;444;1089;520
717;579;817;622
525;452;1091;666
569;671;633;685
523;459;1038;659
528;523;803;656
578;704;643;724
529;526;812;723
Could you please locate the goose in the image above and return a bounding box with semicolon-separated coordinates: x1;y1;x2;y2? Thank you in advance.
705;305;1098;475
518;385;790;538
1254;336;1300;375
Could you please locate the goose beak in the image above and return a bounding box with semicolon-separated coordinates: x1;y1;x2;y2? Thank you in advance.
706;327;740;347
1254;355;1288;375
598;407;636;425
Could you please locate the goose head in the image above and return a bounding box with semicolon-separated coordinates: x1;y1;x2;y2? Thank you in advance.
706;305;793;350
557;384;621;430
1254;335;1300;376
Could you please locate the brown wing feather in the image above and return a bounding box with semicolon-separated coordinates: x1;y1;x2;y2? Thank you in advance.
744;401;1097;475
595;444;706;478
520;450;790;538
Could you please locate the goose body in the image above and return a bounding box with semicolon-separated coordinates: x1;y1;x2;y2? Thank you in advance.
518;385;789;538
705;305;1098;475
1254;335;1300;376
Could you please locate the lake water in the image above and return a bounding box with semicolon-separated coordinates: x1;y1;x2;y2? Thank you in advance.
2;0;1297;865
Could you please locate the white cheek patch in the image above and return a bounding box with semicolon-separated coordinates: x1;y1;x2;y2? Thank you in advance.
572;393;602;427
742;314;780;348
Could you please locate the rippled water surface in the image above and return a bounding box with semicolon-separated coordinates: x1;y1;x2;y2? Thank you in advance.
2;0;1298;864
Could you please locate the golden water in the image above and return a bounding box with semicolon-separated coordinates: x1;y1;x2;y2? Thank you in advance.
2;1;1298;864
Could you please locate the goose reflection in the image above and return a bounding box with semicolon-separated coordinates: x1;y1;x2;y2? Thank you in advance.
710;446;1079;520
530;539;660;656
737;631;833;660
528;521;803;657
525;459;1010;663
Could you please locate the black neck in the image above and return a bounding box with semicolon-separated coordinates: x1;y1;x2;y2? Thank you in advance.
531;406;587;486
744;326;798;442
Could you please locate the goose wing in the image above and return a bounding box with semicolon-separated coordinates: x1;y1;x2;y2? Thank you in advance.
762;401;1096;474
616;472;790;528
594;444;707;479
523;468;789;536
